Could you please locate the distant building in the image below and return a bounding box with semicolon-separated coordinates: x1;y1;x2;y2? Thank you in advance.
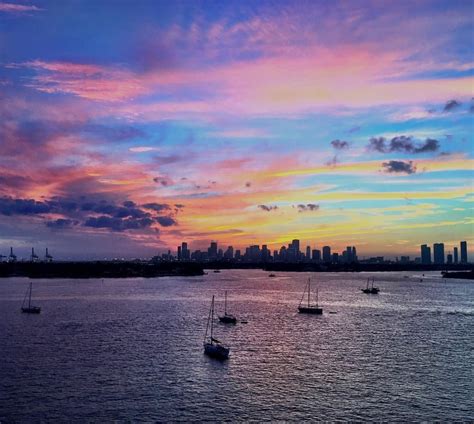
447;253;453;264
224;246;234;260
177;246;182;260
322;246;331;263
400;256;410;264
331;253;339;263
453;247;458;264
460;241;467;263
306;246;311;261
421;244;431;264
312;249;321;262
208;242;218;260
182;242;189;260
433;243;445;264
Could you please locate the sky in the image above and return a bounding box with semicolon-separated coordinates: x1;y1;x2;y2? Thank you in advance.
0;0;473;260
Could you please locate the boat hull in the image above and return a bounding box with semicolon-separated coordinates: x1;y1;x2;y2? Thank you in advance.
21;306;41;314
218;315;237;324
361;288;379;294
204;342;229;360
298;306;323;314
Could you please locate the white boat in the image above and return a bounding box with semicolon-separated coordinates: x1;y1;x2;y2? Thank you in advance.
204;295;230;360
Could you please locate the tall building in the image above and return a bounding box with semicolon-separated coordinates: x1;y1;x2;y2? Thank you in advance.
312;249;321;262
177;245;182;260
453;247;458;264
447;253;453;264
322;246;331;263
291;240;300;256
420;244;431;264
181;242;189;260
352;246;357;262
460;241;467;263
208;242;218;259
346;246;353;262
433;243;445;264
306;246;311;260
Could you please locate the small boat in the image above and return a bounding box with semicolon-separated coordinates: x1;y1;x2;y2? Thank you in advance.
204;295;230;360
21;282;41;314
269;273;276;278
361;278;379;294
213;269;221;273
298;278;323;314
218;291;237;324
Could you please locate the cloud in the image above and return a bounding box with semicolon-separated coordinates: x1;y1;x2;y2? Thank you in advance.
46;218;79;229
0;197;52;215
330;139;349;150
258;204;278;212
129;146;159;153
0;3;42;13
84;215;154;231
153;176;174;186
155;216;177;227
443;99;461;112
297;203;320;212
367;136;439;154
245;182;252;187
382;160;416;174
325;155;338;167
414;138;439;153
347;126;361;134
142;203;171;212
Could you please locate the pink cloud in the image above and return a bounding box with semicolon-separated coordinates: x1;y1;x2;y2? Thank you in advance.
0;2;42;13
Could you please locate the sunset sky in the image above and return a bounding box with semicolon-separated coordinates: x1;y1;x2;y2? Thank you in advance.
1;0;473;259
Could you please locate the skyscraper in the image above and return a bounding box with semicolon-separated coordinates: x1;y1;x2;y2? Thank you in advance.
421;244;431;264
322;246;331;263
306;246;311;260
453;247;458;264
460;241;467;263
208;242;218;259
312;249;321;262
433;243;445;264
181;242;189;260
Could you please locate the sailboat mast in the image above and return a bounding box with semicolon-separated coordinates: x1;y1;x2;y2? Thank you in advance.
316;288;319;307
210;295;214;341
308;279;311;307
28;282;32;308
225;291;227;315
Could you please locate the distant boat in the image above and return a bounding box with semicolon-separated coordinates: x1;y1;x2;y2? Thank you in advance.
361;278;379;294
269;273;276;278
213;269;221;273
298;278;323;314
204;295;230;360
218;291;237;324
21;282;41;314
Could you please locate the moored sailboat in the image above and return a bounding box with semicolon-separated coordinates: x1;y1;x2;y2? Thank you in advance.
361;277;379;294
21;282;41;314
298;278;323;314
218;291;237;324
204;295;230;360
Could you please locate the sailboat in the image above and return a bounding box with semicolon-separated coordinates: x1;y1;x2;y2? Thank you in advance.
21;282;41;314
218;291;237;324
204;295;230;360
298;278;323;314
361;277;379;294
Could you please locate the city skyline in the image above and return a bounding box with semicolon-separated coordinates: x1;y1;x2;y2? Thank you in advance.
1;0;473;258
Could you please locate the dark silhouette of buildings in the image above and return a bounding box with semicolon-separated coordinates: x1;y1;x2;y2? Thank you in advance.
460;241;467;264
421;244;431;264
433;243;445;264
453;247;458;264
322;246;331;263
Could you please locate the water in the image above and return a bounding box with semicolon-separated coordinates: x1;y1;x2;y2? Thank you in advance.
0;270;473;421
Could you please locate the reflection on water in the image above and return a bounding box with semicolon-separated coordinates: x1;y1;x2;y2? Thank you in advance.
0;270;473;421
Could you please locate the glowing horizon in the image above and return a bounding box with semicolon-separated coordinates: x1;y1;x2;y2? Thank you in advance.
0;0;473;259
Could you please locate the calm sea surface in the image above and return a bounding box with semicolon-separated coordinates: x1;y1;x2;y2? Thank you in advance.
0;270;473;422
